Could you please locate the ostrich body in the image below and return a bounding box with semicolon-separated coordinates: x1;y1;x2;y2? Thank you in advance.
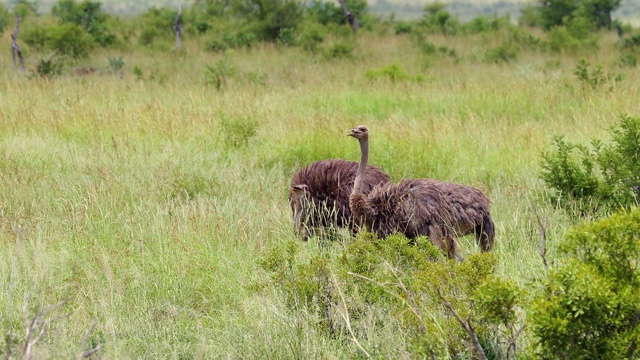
289;159;390;240
348;125;495;259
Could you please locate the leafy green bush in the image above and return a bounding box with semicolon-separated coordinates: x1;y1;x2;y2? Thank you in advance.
484;44;518;63
23;25;49;52
529;208;640;359
138;7;176;46
325;41;355;59
47;23;95;58
35;54;64;78
573;59;623;91
546;17;599;53
365;63;424;83
261;233;525;358
540;115;640;213
235;0;303;41
0;3;9;34
52;0;116;47
306;0;368;27
108;56;125;73
394;22;412;35
298;23;327;53
204;59;237;90
205;31;258;53
420;3;459;36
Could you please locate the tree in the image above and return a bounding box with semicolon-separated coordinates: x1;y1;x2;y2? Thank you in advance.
12;0;37;20
52;0;116;46
537;0;621;30
233;0;303;41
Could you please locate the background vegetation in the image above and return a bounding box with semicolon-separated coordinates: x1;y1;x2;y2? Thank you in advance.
0;0;639;358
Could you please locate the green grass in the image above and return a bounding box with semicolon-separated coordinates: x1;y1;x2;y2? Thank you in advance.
0;30;639;357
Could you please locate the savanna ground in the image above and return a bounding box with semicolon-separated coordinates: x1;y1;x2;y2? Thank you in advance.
0;26;639;358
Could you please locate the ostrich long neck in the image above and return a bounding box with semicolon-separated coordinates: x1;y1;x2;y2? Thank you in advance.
352;137;369;195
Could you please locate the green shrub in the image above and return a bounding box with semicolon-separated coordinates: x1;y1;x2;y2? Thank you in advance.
573;59;623;91
365;63;423;83
260;232;525;358
529;208;640;359
35;54;64;78
298;23;327;53
23;25;49;52
0;3;9;34
540;115;640;213
484;44;518;63
138;7;176;46
108;56;125;73
325;41;355;59
546;17;599;53
47;23;95;58
420;3;458;36
204;58;237;90
394;22;412;35
52;0;116;47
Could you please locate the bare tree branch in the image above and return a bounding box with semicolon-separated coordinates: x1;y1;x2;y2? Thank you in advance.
530;203;548;270
77;321;103;360
437;288;488;360
507;324;526;360
22;295;68;360
336;0;359;33
11;16;25;71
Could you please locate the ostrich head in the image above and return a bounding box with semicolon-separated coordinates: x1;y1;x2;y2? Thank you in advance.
348;125;369;140
290;184;311;241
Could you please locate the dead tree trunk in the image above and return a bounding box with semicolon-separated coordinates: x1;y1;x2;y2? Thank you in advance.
337;0;359;33
11;16;25;71
174;0;183;50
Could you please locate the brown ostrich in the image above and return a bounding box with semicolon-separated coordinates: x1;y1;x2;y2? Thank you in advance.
348;125;495;260
289;159;390;240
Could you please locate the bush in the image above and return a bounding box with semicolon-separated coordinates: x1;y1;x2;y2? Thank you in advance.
484;44;518;63
138;7;176;46
540;115;640;213
23;25;49;52
298;23;327;53
573;59;623;91
235;0;303;41
204;58;237;90
260;233;525;358
0;3;9;34
546;17;599;53
35;54;64;78
46;23;95;58
529;208;640;359
365;63;424;83
52;0;116;47
325;41;355;59
307;0;368;27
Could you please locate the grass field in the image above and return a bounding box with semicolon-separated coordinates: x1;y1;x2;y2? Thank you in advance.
1;29;639;358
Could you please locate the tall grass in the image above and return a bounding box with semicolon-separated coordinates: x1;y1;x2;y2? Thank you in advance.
0;30;639;357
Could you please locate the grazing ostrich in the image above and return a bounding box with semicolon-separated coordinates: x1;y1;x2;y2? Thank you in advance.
289;159;390;240
348;125;495;260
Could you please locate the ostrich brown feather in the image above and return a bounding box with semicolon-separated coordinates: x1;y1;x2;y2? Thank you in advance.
289;159;390;240
348;125;495;259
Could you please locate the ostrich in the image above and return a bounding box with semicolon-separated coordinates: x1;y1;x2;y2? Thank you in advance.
348;125;495;260
289;159;390;241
